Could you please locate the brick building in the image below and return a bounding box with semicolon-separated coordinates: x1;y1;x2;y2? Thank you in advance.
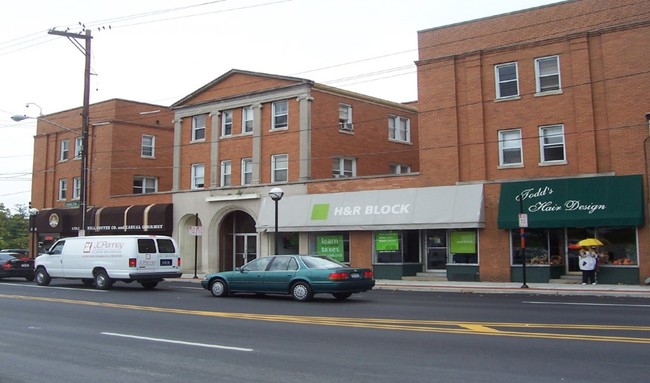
415;0;650;283
31;99;175;252
169;69;423;275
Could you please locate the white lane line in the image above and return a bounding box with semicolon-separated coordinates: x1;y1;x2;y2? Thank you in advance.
523;301;650;308
101;332;254;352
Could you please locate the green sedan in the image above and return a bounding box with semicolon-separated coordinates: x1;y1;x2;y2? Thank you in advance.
201;255;375;302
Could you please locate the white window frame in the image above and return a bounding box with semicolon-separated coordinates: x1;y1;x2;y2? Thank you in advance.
390;164;411;174
74;136;82;159
271;154;288;183
58;179;67;200
388;115;411;143
221;110;233;137
220;160;232;187
72;177;81;200
539;124;566;163
242;107;254;134
60;139;69;161
241;158;253;185
192;115;206;142
339;104;353;131
535;55;561;94
272;100;288;130
495;62;519;99
133;176;158;194
191;163;205;189
141;134;155;158
332;157;356;178
498;129;523;166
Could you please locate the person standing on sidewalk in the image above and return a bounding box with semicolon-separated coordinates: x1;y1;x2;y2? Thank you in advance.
579;247;598;285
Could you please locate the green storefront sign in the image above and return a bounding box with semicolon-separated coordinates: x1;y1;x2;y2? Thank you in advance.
316;235;344;261
497;175;644;228
450;231;476;253
375;232;399;251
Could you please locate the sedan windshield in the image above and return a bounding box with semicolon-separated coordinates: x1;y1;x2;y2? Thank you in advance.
302;256;345;269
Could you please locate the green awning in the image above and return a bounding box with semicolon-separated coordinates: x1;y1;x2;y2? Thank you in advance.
497;175;644;229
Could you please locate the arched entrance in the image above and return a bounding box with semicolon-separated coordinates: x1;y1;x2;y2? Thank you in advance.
220;210;257;271
179;213;203;276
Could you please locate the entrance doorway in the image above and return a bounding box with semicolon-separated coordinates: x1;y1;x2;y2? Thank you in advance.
234;234;257;268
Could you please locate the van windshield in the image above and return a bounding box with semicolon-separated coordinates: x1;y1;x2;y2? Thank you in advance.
157;239;176;253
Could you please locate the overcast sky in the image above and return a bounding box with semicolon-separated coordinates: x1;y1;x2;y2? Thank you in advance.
0;0;563;212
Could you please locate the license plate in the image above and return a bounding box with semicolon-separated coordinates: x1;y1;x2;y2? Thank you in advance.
160;259;172;266
350;273;360;279
20;264;31;268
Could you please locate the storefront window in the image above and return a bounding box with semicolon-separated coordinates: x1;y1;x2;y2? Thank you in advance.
374;231;420;264
449;231;478;264
511;228;564;266
568;227;637;267
309;232;349;263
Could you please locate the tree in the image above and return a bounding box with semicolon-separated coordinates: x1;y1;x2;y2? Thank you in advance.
0;203;29;250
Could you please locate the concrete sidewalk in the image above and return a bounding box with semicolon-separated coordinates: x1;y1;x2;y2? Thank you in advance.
180;274;650;298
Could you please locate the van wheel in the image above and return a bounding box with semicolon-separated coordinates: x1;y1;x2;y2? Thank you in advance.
94;270;113;290
140;281;158;289
35;268;51;286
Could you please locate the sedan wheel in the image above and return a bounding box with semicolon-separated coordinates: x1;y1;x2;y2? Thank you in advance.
291;282;314;302
210;279;228;297
35;268;51;286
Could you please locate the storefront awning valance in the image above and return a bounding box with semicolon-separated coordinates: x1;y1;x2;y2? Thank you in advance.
257;184;484;232
497;175;644;229
35;204;173;235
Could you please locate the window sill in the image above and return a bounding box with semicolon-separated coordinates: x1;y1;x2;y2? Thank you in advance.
534;90;563;97
339;129;354;135
538;160;567;166
388;138;412;145
497;163;524;169
190;139;206;144
494;96;521;102
270;126;288;132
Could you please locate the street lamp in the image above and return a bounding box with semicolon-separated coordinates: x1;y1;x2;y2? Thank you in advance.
28;206;39;258
269;187;284;255
12;113;88;237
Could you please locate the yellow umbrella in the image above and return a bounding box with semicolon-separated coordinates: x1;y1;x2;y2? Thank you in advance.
578;238;603;247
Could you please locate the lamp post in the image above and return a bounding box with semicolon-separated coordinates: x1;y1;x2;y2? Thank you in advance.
28;206;39;259
12;113;88;237
269;187;284;255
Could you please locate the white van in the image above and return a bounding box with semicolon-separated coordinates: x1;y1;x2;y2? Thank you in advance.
34;235;182;290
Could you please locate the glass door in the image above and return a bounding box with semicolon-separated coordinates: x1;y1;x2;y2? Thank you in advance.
425;230;447;270
234;234;257;269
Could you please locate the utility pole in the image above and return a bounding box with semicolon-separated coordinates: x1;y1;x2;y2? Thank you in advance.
48;28;92;236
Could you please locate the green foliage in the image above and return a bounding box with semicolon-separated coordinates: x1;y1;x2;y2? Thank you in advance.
0;203;29;250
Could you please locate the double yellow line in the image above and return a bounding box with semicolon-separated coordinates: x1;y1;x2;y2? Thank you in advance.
3;293;649;344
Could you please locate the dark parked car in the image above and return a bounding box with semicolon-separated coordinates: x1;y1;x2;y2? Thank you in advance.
0;253;35;281
0;249;29;256
201;255;375;302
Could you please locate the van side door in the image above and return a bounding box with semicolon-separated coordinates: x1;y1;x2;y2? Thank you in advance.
43;240;66;277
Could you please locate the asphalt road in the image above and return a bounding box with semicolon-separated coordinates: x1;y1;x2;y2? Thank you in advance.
1;279;649;383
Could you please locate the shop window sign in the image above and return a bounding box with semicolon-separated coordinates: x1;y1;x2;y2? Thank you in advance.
375;232;399;251
450;231;476;253
317;235;344;261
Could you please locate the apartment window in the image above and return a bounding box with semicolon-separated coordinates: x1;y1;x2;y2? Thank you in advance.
495;62;519;99
272;100;288;130
271;154;288;183
58;179;67;200
241;158;253;185
339;104;353;131
141;135;155;158
220;160;232;187
388;116;410;143
133;176;157;194
60;139;69;161
72;177;81;200
192;115;206;141
221;110;233;136
390;164;411;174
243;107;254;134
498;129;523;166
332;157;356;178
191;163;205;189
535;55;561;93
539;124;565;163
74;136;82;159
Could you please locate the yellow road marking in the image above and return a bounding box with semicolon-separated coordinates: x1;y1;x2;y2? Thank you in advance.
2;293;649;344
